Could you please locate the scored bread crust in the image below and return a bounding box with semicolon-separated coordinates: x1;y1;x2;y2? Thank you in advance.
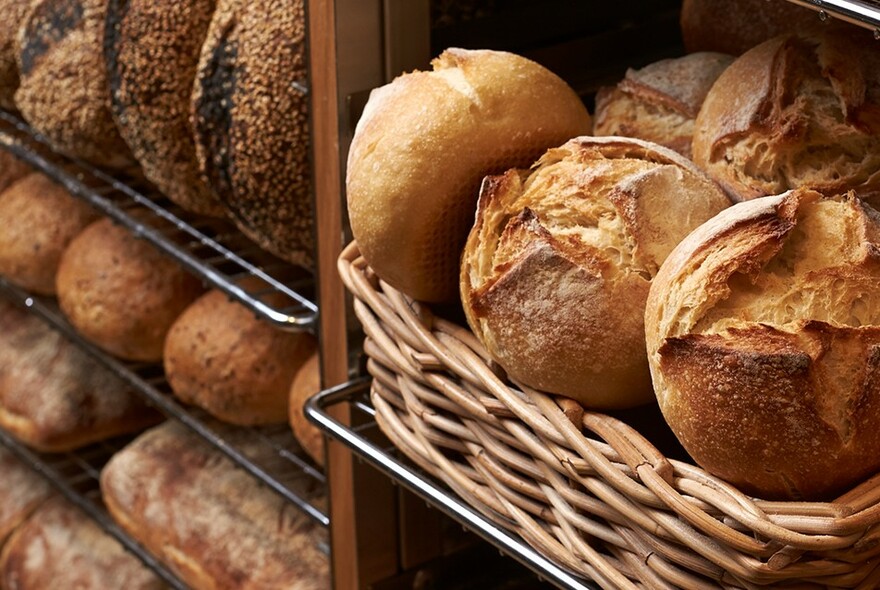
645;189;880;500
461;136;730;409
0;0;33;111
347;48;592;303
692;32;880;205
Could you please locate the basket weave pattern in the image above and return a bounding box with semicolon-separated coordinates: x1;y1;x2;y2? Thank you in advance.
339;241;880;589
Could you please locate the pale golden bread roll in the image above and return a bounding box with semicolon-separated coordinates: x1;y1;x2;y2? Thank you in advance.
593;52;733;159
0;446;52;547
0;497;165;590
163;287;317;426
461;136;730;409
347;48;592;302
288;352;323;467
0;172;98;294
0;0;33;111
101;421;329;590
693;32;880;205
56;217;203;362
0;150;32;193
645;189;880;500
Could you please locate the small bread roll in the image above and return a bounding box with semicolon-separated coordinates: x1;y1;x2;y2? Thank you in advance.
461;136;730;409
0;172;98;294
646;189;880;500
0;150;32;193
693;32;880;205
164;287;317;425
347;48;592;302
593;52;733;159
288;352;323;467
0;446;53;547
56;217;203;362
0;0;33;111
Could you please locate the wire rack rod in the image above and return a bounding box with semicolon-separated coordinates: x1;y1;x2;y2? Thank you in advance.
786;0;880;31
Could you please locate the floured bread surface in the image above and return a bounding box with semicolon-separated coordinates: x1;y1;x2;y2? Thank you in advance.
461;136;730;408
646;189;880;499
0;446;52;547
693;32;880;205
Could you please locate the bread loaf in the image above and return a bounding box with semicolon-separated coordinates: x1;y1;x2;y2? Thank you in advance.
0;446;52;548
192;0;313;266
593;52;733;159
646;189;880;500
347;48;592;302
0;497;164;590
163;287;317;425
0;0;33;111
0;150;32;193
0;172;98;294
288;352;323;467
0;299;161;451
693;32;880;205
56;216;203;362
461;136;730;409
105;0;224;217
15;0;133;167
101;420;329;590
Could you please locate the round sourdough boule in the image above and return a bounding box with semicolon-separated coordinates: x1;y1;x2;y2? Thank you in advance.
0;150;32;193
461;136;731;409
56;217;203;362
0;0;34;111
693;32;880;205
593;52;733;159
15;0;133;168
288;352;324;466
105;0;223;217
0;172;99;294
645;189;880;500
347;48;592;303
164;287;317;426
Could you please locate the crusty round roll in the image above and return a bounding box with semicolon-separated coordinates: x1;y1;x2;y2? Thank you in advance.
593;52;733;159
646;189;880;500
0;0;33;111
0;172;99;294
164;287;317;426
105;0;224;217
56;216;203;362
288;352;324;466
693;32;880;205
461;136;730;409
0;150;32;194
347;48;592;303
15;0;133;168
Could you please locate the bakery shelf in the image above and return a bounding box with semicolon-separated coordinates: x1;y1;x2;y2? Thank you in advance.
305;379;601;590
0;277;329;529
0;427;189;590
0;109;317;333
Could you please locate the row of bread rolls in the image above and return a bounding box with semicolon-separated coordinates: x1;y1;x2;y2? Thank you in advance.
346;1;880;501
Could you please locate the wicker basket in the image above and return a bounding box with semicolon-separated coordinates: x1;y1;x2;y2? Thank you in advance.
338;241;880;590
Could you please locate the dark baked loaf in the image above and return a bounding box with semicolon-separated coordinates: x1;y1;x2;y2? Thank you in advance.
105;0;224;217
15;0;133;168
0;0;33;111
0;150;32;193
192;0;313;267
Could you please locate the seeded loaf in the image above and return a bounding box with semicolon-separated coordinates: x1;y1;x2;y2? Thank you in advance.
0;446;53;549
105;0;224;217
0;150;31;193
288;352;324;467
0;0;33;111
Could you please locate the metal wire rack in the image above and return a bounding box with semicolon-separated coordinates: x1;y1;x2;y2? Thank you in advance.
0;109;317;333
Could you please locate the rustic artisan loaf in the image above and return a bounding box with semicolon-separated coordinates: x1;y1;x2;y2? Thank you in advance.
105;0;224;217
693;32;880;205
0;299;161;451
347;48;592;302
101;420;329;590
0;0;33;111
0;172;98;294
288;351;323;467
461;136;730;409
645;189;880;500
15;0;133;168
56;216;203;362
163;286;317;426
192;0;313;265
593;52;733;159
0;446;52;548
0;150;31;193
0;497;164;590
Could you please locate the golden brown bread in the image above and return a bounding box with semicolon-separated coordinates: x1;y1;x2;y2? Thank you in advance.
101;421;329;590
347;48;592;302
0;299;161;451
645;188;880;500
461;136;730;409
593;52;733;159
0;150;32;193
163;287;317;426
0;172;99;294
0;446;52;548
288;352;324;467
56;216;204;362
0;0;33;111
0;497;165;590
693;32;880;205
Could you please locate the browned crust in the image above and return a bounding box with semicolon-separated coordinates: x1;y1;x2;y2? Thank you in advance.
288;352;324;467
0;0;33;111
0;446;53;547
0;149;33;193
